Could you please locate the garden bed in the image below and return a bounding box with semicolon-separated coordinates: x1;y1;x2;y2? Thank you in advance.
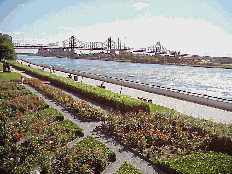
0;81;84;173
101;110;232;172
41;136;116;174
27;77;104;120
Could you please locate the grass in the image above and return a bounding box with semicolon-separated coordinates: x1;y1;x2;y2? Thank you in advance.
155;151;232;174
115;161;144;174
0;63;21;81
0;72;21;81
149;102;174;113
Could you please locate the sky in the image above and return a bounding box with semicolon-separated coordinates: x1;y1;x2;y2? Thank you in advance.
0;0;232;56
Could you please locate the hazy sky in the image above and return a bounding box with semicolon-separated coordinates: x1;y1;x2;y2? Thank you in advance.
0;0;232;56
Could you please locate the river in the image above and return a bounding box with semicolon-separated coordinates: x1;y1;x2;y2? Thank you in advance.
17;55;232;100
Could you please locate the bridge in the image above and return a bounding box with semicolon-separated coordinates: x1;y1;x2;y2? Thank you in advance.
14;36;127;50
14;36;177;56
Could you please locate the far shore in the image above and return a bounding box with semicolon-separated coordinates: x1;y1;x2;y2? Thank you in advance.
17;52;232;69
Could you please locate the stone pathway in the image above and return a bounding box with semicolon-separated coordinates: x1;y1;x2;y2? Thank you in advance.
12;68;166;173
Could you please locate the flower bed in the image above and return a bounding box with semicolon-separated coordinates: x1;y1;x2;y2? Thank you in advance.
41;136;116;174
0;81;84;173
27;78;104;120
0;88;32;100
155;151;232;174
115;161;144;174
102;110;232;163
8;60;150;113
1;93;49;119
0;81;25;90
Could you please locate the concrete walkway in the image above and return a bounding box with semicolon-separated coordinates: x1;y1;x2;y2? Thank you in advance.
17;60;232;125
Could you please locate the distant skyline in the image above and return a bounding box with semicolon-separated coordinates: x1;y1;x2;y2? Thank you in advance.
0;0;232;57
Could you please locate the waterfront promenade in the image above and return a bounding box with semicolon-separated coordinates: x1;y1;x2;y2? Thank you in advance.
17;60;232;125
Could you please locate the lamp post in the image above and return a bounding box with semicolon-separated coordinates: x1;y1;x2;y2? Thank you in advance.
120;75;134;94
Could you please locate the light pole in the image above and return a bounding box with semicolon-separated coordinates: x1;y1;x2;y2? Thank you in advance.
120;75;134;94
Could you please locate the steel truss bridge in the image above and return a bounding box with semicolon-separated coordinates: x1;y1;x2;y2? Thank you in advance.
14;36;175;54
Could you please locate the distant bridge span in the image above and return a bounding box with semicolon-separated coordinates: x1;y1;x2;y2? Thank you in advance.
14;36;176;54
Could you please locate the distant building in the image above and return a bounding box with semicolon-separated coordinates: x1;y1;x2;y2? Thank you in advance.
0;33;12;41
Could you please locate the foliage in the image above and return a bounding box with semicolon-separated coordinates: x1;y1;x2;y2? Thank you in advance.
149;102;173;113
42;136;116;174
0;81;85;173
27;78;104;120
115;161;144;174
0;36;16;60
8;60;150;113
155;151;232;174
102;110;232;162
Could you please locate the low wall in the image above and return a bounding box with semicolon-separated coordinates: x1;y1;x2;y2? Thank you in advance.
23;60;232;112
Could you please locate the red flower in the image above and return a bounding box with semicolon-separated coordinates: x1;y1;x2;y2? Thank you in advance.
99;153;103;156
17;135;22;140
19;112;23;116
69;163;72;166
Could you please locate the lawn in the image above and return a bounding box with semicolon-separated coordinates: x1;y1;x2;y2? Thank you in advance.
149;102;174;113
115;161;144;174
0;72;21;81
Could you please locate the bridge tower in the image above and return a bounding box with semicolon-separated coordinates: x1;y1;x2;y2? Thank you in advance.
69;36;76;58
108;37;112;50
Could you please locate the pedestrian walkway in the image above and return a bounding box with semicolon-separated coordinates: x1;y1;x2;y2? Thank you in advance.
17;60;232;125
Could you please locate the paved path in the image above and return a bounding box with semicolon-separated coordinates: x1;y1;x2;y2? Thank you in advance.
17;60;232;125
12;67;166;174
